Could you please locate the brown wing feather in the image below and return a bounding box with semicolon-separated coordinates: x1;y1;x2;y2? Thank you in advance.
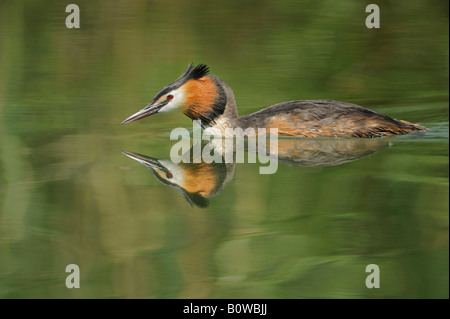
237;100;427;138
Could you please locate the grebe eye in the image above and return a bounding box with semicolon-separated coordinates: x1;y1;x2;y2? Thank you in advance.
167;94;174;100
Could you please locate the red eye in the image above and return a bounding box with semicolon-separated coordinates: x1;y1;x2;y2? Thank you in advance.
167;94;174;100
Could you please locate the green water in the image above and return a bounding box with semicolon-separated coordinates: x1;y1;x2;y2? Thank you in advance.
0;1;448;299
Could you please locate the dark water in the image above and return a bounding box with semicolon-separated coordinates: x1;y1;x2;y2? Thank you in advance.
0;1;448;298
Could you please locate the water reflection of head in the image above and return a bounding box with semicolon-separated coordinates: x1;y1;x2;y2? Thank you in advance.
122;150;234;208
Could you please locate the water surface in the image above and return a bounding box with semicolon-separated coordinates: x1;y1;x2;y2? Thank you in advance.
0;1;448;298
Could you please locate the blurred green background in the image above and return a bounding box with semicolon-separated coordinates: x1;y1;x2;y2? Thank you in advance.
0;0;448;298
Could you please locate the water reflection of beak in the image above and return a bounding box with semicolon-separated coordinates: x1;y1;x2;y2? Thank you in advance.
121;151;172;179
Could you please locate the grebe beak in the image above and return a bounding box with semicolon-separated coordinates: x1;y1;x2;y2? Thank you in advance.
121;101;168;124
121;151;171;175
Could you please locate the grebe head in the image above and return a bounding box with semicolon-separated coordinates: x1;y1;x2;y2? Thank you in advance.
121;63;229;125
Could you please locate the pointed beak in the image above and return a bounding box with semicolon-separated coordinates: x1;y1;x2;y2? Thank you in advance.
121;103;163;124
121;151;171;176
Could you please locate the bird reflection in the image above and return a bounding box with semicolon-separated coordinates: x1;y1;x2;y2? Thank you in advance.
270;138;388;166
122;138;388;208
122;150;235;208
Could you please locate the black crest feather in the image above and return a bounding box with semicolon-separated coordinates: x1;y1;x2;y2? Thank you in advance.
177;63;210;83
182;191;210;208
189;63;210;79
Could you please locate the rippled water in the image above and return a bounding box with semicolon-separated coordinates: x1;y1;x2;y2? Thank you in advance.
0;1;448;298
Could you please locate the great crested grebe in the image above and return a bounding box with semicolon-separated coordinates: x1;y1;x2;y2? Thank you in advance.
121;63;427;138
